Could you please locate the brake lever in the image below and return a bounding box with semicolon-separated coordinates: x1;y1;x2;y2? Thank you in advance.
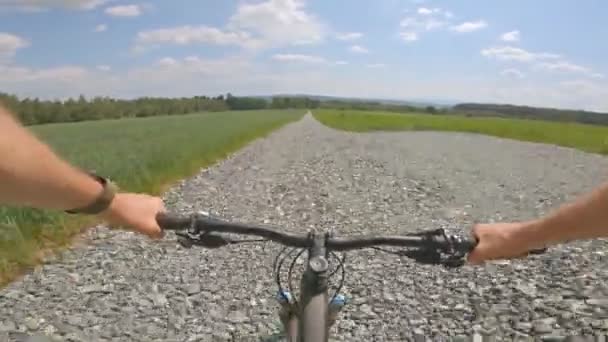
176;233;194;248
402;248;468;268
175;231;232;249
405;228;548;267
402;228;471;268
401;249;441;265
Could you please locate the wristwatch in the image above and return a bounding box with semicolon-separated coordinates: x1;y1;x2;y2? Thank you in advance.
66;172;118;215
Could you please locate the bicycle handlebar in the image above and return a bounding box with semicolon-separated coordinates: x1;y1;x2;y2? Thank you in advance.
156;212;478;253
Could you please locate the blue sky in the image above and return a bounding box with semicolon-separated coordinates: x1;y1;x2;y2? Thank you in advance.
1;0;607;111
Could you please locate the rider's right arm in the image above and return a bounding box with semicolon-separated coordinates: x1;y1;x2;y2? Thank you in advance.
468;181;608;263
524;181;608;245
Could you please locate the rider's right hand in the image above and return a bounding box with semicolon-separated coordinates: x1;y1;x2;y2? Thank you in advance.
467;221;540;264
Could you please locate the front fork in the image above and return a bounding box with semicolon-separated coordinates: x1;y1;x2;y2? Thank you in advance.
276;290;347;335
275;232;347;341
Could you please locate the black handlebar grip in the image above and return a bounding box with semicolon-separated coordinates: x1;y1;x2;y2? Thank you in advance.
458;235;479;253
156;213;190;230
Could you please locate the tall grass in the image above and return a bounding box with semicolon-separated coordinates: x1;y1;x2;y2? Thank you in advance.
0;110;303;286
313;109;608;155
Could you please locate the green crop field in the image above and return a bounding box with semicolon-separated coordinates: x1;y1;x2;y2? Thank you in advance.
314;109;608;155
0;110;304;286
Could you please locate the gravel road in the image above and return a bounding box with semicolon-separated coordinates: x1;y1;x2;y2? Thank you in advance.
2;113;608;341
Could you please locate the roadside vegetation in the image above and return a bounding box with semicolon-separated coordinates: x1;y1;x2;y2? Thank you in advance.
0;110;303;287
313;109;608;155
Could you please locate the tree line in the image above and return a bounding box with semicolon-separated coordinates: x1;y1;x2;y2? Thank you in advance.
320;99;441;114
0;93;230;125
6;91;601;127
453;103;608;126
0;92;323;126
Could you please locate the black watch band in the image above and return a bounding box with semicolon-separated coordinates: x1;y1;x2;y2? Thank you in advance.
66;173;117;215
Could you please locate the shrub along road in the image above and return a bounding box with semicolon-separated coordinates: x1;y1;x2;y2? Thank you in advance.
1;113;608;341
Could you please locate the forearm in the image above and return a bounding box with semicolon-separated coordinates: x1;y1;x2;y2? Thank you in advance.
518;181;608;248
0;106;102;210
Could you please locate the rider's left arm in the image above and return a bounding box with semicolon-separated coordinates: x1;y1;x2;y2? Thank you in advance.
0;104;165;238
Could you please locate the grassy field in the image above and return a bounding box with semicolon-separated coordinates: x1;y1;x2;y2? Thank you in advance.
313;109;608;155
0;110;304;286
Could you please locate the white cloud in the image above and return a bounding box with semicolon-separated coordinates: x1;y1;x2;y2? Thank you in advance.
336;32;362;41
481;46;561;62
535;61;605;79
178;56;251;73
500;30;520;42
96;65;111;71
146;56;251;76
2;59;608;112
500;68;524;79
134;0;324;51
490;81;608;113
105;4;141;17
399;7;482;40
400;16;447;31
0;64;88;82
334;60;348;65
183;56;198;63
94;24;107;32
367;63;386;68
559;79;607;96
398;7;453;41
555;79;608;111
484;45;603;80
0;55;256;99
536;61;589;73
0;32;29;59
0;0;111;11
349;45;369;53
400;31;418;42
417;7;432;15
135;26;260;49
272;54;326;64
227;0;326;47
28;66;88;81
450;20;487;33
158;57;178;67
417;7;440;15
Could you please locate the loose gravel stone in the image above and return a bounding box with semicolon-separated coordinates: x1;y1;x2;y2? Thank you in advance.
2;113;608;341
24;318;38;331
185;283;201;296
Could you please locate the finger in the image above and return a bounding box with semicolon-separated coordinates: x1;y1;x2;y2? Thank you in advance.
466;250;485;265
156;197;166;210
150;226;165;239
471;223;484;236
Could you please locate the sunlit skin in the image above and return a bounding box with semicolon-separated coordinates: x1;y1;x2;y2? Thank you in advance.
0;104;164;239
468;182;608;263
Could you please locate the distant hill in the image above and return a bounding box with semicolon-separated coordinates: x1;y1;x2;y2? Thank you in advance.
253;94;608;126
453;103;608;126
252;94;452;109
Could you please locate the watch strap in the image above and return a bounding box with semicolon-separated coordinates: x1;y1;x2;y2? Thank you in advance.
66;173;117;215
